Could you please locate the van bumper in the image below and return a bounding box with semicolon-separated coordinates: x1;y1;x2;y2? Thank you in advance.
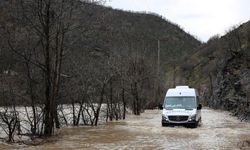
162;119;196;126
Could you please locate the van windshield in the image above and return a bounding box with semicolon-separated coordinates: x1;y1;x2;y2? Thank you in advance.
164;97;196;109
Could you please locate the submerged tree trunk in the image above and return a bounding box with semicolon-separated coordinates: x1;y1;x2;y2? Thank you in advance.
109;80;113;121
131;82;140;115
94;84;105;126
25;61;37;135
122;88;126;120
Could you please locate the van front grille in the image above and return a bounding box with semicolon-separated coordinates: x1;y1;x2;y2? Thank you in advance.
168;116;188;121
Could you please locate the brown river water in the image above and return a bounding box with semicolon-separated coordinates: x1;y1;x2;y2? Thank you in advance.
1;108;250;150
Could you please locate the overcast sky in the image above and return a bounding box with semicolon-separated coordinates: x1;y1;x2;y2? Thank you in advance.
105;0;250;42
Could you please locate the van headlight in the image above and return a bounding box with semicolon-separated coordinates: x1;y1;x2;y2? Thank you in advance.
189;114;196;121
162;114;168;120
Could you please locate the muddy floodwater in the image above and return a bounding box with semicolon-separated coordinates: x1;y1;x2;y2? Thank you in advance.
1;108;250;150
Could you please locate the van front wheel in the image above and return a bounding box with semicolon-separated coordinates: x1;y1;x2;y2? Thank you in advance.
162;123;168;127
191;121;198;128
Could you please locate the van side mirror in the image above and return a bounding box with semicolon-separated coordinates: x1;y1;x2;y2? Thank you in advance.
158;104;163;110
197;104;202;110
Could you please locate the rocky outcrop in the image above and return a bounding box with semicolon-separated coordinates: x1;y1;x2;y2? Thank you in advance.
210;54;250;121
185;21;250;121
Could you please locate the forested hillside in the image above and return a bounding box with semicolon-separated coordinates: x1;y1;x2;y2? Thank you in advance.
183;21;250;121
0;1;201;106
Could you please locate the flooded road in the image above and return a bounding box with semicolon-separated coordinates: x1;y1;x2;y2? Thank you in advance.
1;108;250;150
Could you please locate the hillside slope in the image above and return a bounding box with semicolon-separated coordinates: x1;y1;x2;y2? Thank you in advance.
68;3;201;67
0;2;201;107
185;21;250;120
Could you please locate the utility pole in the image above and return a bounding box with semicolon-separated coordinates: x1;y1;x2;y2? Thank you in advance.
154;39;161;106
157;39;160;75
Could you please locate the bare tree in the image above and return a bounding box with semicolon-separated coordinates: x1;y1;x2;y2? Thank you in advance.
125;53;154;115
0;108;19;143
5;0;85;136
0;78;19;142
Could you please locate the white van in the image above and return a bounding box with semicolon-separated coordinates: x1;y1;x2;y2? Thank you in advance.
161;86;202;128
